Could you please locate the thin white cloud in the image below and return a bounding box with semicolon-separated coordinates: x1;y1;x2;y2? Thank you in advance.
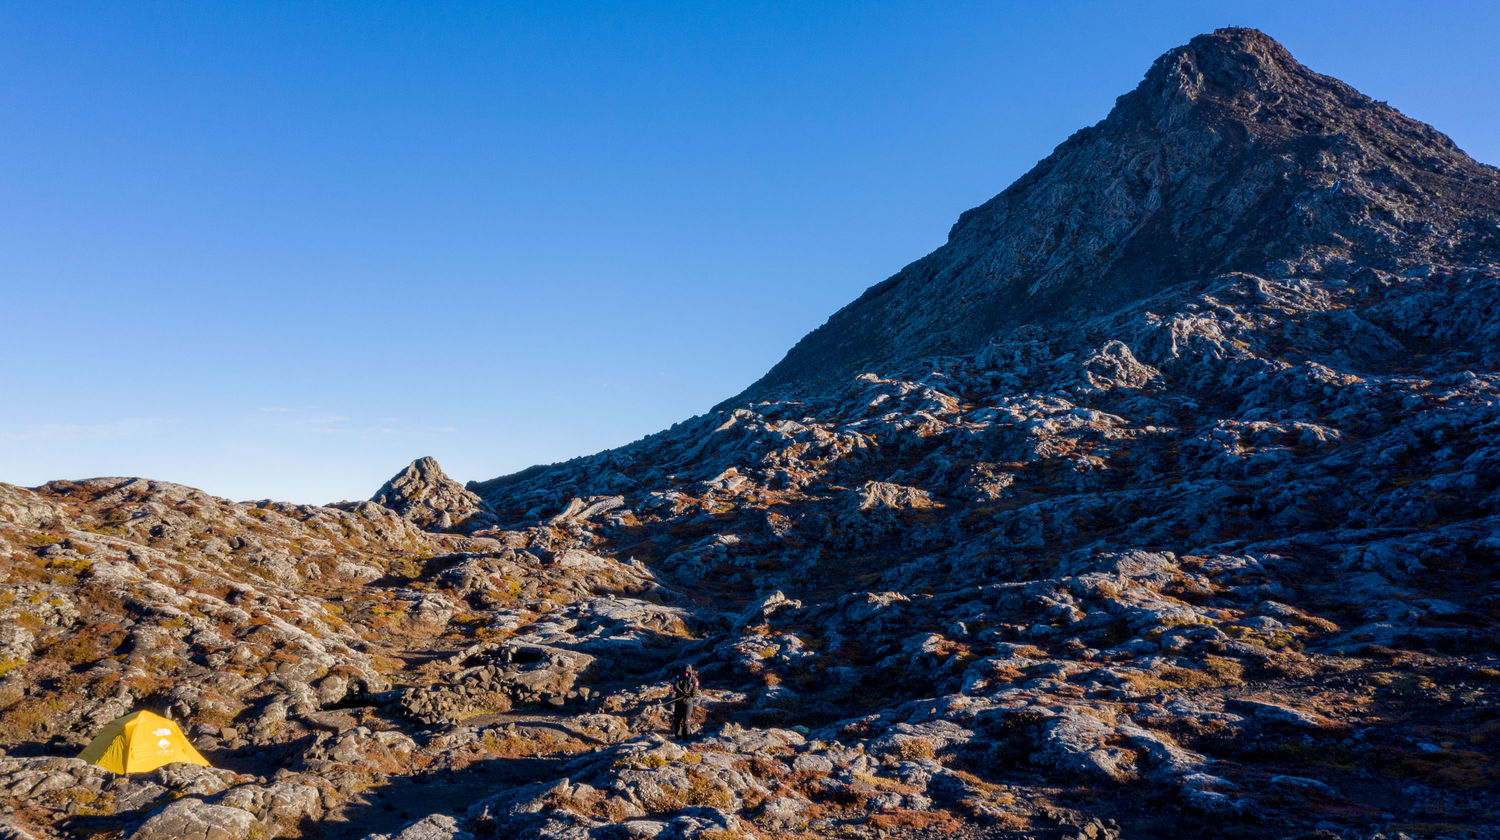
247;409;452;438
0;417;174;442
255;408;350;428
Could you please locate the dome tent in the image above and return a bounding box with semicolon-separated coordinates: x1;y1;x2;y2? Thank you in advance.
77;710;211;773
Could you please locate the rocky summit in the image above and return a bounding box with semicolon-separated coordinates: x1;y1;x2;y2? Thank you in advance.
735;27;1500;402
2;27;1498;840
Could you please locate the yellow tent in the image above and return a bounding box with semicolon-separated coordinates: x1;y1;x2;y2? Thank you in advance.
77;710;211;773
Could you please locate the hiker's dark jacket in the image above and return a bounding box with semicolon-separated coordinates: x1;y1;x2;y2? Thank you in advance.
670;671;699;738
672;672;700;700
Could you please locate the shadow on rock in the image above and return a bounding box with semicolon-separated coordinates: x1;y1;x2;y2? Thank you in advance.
302;755;564;840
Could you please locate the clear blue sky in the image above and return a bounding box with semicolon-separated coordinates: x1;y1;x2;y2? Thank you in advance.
3;1;1497;503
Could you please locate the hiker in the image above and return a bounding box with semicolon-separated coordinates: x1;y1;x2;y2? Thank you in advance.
670;664;699;739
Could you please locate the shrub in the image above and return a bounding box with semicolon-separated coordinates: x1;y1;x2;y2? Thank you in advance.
542;784;605;817
641;788;685;814
867;808;962;831
1202;655;1245;683
0;696;70;738
894;737;936;761
739;754;786;780
47;634;108;666
680;772;734;809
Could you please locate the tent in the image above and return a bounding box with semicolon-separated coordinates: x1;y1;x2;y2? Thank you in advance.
77;710;211;773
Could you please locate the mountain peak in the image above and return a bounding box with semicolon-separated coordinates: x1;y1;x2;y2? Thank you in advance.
731;29;1500;403
371;456;496;532
1129;29;1309;128
1125;27;1372;138
1153;27;1297;95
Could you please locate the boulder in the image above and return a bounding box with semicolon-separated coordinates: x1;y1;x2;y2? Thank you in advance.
128;799;258;840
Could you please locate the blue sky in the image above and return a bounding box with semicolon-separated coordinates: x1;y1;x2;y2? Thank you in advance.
3;1;1498;503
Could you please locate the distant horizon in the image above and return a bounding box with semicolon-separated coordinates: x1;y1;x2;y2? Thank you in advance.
4;1;1499;504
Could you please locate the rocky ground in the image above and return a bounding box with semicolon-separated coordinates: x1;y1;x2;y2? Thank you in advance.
3;26;1499;840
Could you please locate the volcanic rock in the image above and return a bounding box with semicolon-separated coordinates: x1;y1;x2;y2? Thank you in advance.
371;457;496;532
3;25;1500;840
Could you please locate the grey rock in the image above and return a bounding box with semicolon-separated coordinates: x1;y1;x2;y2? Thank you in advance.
217;782;324;829
128;799;258;840
0;820;40;840
1228;699;1328;729
391;813;474;840
372;456;496;532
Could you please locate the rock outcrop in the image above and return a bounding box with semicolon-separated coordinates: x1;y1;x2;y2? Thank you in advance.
370;457;496;532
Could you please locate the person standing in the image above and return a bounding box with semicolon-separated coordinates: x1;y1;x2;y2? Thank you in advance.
670;665;699;740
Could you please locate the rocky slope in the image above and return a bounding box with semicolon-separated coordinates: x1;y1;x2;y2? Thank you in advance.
3;26;1499;840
